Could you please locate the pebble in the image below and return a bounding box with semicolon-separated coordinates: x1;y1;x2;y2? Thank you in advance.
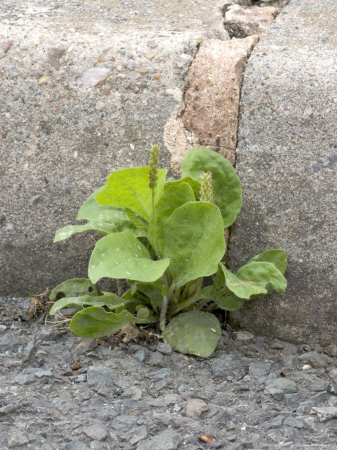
82;424;108;441
77;68;109;88
7;429;30;448
185;398;208;417
299;351;330;368
311;406;337;422
146;40;158;48
265;378;297;400
137;429;181;450
156;342;172;354
236;330;255;341
138;67;149;74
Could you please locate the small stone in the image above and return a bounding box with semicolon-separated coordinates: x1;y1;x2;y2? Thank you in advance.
144;52;158;60
123;386;142;400
3;39;13;54
156;342;172;354
185;398;208;418
82;424;108;441
325;344;337;357
146;40;157;48
236;330;254;341
87;365;117;396
101;85;111;95
48;47;66;68
249;361;272;378
148;368;170;381
303;364;312;370
265;378;297;400
133;348;146;362
7;429;30;448
130;425;147;445
95;100;106;111
299;351;330;368
148;351;164;366
329;368;337;384
137;429;181;450
77;68;109;88
33;369;53;378
127;62;136;71
139;67;149;74
311;406;337;422
153;73;161;80
38;75;51;86
283;416;304;428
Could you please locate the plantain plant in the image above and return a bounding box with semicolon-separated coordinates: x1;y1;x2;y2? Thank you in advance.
49;147;287;357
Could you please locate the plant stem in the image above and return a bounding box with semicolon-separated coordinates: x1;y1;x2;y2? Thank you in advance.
160;295;168;331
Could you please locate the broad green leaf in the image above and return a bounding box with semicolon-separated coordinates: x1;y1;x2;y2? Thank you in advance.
214;293;245;311
128;280;163;310
220;261;287;299
96;167;167;220
49;279;98;301
77;187;132;224
220;264;268;299
89;230;170;284
163;311;221;357
163;202;225;287
248;249;288;275
237;261;287;294
164;177;201;199
69;306;134;338
200;268;245;311
149;182;195;254
182;148;242;227
54;222;118;243
49;293;128;316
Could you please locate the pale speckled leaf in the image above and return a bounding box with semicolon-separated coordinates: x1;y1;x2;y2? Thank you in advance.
163;311;221;357
70;307;134;338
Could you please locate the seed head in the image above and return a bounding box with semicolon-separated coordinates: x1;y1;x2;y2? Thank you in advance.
199;171;214;203
149;145;159;190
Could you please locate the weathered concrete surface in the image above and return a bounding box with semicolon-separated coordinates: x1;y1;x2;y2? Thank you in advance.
0;0;227;295
223;3;279;38
229;0;337;344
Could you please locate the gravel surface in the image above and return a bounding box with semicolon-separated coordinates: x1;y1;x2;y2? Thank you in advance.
1;302;337;449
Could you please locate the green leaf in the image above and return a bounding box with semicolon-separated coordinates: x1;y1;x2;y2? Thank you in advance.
215;293;245;311
182;148;242;227
220;261;287;299
149;182;195;254
135;305;156;324
200;268;245;311
237;261;287;294
89;230;170;284
128;280;163;310
49;293;128;316
53;222;118;243
77;187;132;224
69;306;135;338
248;249;288;275
163;202;225;287
164;177;201;199
163;311;221;357
95;167;167;220
49;279;98;301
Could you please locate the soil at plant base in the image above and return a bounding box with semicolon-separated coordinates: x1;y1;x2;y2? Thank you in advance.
1;299;337;449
